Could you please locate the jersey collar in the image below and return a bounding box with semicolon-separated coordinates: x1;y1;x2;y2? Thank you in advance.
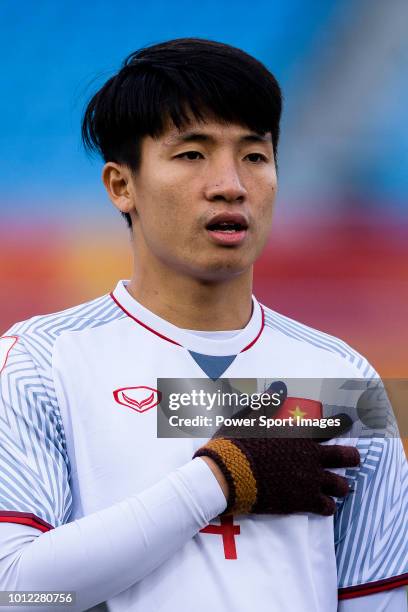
110;280;264;356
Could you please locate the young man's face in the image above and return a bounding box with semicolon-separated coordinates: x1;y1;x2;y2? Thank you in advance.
127;118;277;282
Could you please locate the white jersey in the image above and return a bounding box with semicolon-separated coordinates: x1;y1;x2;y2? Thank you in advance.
0;280;407;611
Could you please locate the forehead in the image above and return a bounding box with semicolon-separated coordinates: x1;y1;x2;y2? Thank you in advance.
159;118;272;146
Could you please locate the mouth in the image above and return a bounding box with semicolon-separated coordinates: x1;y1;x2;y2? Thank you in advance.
205;214;249;246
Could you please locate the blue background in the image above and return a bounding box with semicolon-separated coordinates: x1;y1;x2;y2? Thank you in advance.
2;0;407;219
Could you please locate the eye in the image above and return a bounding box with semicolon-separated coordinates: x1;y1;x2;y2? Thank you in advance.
175;151;204;160
245;153;268;163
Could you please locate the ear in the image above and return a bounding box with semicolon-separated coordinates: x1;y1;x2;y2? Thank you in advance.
102;162;136;215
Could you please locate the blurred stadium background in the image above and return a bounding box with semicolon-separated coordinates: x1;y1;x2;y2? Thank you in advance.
0;1;407;450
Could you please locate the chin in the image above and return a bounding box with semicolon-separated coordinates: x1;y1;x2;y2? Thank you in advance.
192;256;252;283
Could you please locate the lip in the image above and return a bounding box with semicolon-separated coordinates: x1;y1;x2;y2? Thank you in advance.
205;212;249;246
206;228;248;245
205;212;249;229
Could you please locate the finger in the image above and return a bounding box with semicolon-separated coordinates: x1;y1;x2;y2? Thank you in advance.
264;381;288;413
316;413;354;442
321;471;350;498
319;444;360;469
310;494;336;516
335;413;354;436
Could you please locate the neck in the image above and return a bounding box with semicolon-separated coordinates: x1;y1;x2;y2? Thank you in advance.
126;254;253;331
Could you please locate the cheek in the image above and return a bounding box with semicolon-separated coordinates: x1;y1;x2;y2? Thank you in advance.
249;184;276;253
141;183;193;243
257;183;276;223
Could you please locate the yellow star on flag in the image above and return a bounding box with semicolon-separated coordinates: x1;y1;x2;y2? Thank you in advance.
289;405;307;419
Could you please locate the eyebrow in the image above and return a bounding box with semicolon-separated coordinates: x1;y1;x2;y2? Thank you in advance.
164;131;272;146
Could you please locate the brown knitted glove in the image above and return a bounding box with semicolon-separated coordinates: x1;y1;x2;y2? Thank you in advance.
193;414;359;516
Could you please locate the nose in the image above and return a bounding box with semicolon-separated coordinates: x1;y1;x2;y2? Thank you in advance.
204;161;247;203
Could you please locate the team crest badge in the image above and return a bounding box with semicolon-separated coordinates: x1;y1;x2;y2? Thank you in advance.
113;386;161;413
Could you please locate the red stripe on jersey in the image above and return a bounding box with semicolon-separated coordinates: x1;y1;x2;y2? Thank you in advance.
110;293;182;347
111;291;265;353
240;306;265;352
0;336;18;374
0;512;54;533
338;573;408;599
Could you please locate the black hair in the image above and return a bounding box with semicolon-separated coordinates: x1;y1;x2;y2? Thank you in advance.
82;38;282;228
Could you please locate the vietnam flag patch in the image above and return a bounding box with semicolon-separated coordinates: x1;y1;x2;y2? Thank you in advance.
274;397;323;420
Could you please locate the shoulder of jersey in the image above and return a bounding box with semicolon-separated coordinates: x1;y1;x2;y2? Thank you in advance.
1;292;126;359
261;303;377;379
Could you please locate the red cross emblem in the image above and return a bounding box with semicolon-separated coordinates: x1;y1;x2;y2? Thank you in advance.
200;516;241;559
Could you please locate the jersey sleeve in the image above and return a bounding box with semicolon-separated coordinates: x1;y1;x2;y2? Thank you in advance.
334;434;408;599
0;330;72;531
338;588;408;611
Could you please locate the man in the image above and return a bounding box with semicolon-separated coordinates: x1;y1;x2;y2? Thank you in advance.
0;39;406;611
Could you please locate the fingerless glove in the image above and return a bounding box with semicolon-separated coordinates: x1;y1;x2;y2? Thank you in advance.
194;416;359;516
